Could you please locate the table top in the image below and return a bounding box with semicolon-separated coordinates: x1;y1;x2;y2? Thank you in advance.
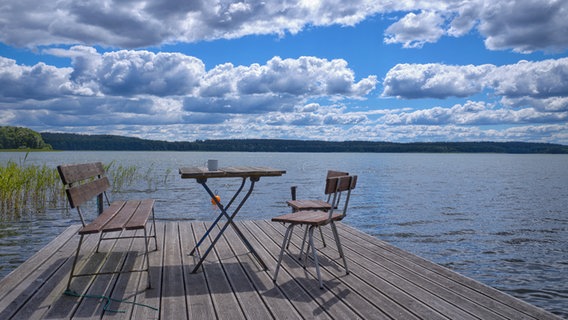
179;166;286;179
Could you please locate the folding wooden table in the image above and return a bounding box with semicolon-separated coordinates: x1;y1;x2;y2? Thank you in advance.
179;166;286;273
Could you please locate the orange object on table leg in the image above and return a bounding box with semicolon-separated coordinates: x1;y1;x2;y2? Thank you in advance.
211;195;221;205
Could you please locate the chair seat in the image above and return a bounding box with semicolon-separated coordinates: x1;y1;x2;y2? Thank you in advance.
287;199;332;211
272;210;343;226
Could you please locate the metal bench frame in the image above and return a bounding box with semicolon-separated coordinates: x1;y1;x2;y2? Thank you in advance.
58;162;158;291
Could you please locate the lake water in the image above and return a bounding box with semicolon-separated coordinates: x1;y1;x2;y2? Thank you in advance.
1;151;567;317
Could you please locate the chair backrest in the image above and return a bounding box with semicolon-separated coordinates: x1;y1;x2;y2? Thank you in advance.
325;175;357;220
290;170;349;201
57;162;110;226
326;170;349;178
324;170;348;202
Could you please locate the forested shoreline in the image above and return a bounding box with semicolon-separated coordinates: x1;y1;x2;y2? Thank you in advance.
0;126;52;150
40;132;568;154
1;127;567;153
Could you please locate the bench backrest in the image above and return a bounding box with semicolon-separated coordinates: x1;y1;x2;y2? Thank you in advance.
57;162;110;212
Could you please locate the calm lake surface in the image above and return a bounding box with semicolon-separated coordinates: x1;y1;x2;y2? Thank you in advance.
1;151;567;317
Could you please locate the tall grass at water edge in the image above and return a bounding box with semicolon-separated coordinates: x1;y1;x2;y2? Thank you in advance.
0;161;62;219
0;159;170;219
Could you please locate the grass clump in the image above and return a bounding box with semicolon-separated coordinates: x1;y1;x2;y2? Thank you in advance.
104;161;138;193
0;160;167;219
0;161;65;218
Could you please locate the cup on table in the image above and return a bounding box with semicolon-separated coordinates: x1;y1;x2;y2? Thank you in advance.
207;159;218;171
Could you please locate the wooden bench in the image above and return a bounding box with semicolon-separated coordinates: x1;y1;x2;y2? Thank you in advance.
57;162;158;291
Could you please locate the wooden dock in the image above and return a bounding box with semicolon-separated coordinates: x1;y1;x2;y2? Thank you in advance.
0;221;561;319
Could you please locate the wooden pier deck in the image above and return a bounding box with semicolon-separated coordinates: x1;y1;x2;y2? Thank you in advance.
0;221;561;319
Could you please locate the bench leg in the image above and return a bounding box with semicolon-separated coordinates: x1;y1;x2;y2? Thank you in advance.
67;234;84;291
151;207;158;251
143;227;152;289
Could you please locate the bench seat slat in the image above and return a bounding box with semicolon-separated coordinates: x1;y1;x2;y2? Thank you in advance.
125;199;154;230
103;200;139;232
79;201;125;234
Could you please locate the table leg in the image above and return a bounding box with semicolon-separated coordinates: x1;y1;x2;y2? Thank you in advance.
225;178;268;270
191;177;267;273
189;178;246;256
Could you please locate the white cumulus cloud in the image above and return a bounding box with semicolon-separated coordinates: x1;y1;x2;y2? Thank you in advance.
383;58;568;108
382;63;495;99
1;0;567;53
0;47;377;128
384;10;446;48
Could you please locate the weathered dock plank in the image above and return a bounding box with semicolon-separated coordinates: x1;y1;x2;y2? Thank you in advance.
249;219;384;319
338;223;557;320
0;225;80;320
0;221;561;320
192;221;246;320
129;224;164;320
178;222;216;320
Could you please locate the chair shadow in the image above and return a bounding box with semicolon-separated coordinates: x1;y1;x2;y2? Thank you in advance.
146;260;268;298
264;277;351;317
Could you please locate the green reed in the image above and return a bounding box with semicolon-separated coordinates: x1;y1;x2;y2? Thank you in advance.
0;160;166;219
104;161;138;193
0;161;65;218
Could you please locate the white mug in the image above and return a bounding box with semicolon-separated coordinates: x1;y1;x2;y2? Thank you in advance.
207;159;218;171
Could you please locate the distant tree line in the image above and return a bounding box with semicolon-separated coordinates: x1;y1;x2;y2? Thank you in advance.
39;132;568;154
0;126;52;150
1;127;566;153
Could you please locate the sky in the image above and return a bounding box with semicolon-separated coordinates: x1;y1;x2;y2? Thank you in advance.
1;0;568;144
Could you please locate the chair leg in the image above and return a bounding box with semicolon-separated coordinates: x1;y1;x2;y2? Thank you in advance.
318;226;327;247
299;226;309;260
285;224;295;249
302;230;312;265
96;232;104;253
67;234;84;291
273;225;293;284
300;226;326;260
308;226;323;289
331;222;348;274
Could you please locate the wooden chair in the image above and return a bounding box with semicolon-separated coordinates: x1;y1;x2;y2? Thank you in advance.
287;170;348;251
57;162;158;291
272;175;357;289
